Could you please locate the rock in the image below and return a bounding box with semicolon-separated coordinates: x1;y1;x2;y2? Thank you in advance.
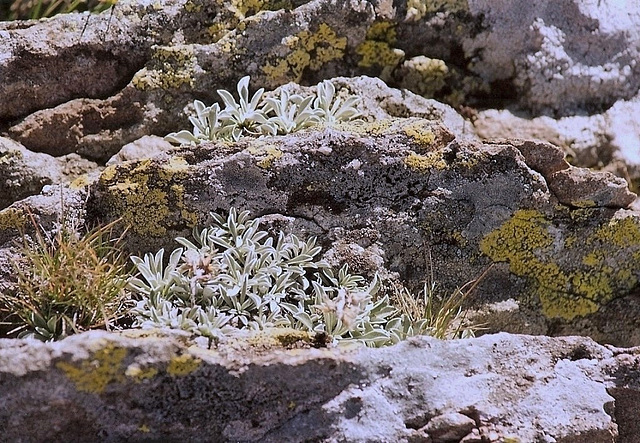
106;135;174;166
0;136;61;210
548;167;637;209
501;139;569;176
464;1;640;116
0;75;639;345
0;137;97;210
6;92;152;162
74;109;640;345
1;89;639;344
473;109;608;169
0;331;625;442
423;412;476;443
473;105;640;200
3;0;640;162
1;0;377;161
459;428;483;443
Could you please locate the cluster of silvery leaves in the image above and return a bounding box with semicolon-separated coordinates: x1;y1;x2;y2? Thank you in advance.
128;209;437;347
164;76;362;144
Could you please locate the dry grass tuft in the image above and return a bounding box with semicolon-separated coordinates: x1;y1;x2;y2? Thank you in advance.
0;213;132;341
391;261;491;340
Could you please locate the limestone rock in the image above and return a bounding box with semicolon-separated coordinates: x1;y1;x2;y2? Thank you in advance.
0;136;61;210
72;115;640;345
106;135;174;166
423;412;476;443
548;167;637;209
0;137;97;210
465;1;640;116
0;330;627;442
3;0;640;163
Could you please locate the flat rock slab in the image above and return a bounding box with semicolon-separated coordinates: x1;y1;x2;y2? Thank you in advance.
1;330;634;442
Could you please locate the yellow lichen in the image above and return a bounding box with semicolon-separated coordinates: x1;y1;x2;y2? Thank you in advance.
334;119;394;136
399;56;449;98
480;210;640;320
356;21;404;75
125;364;159;382
582;252;601;267
406;0;469;22
571;199;597;208
0;149;22;165
56;345;128;394
184;0;201;12
0;207;27;231
69;174;91;190
167;354;202;376
403;123;435;146
356;41;405;69
365;21;397;43
404;151;447;172
206;0;292;43
159;156;190;179
262;23;347;83
227;328;313;351
98;157;194;237
589;216;640;248
208;22;229;42
247;145;283;169
230;0;291;18
132;46;197;91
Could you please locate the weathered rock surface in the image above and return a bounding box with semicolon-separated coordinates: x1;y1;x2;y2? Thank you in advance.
1;2;640;438
474;100;640;196
69;112;639;346
2;329;636;442
2;0;639;215
3;0;640;161
0;136;97;210
1;91;639;345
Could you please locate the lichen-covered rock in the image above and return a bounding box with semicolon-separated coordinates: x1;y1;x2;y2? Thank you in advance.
4;0;640;163
0;330;629;442
464;1;640;116
0;137;97;210
473;103;640;198
77;115;640;345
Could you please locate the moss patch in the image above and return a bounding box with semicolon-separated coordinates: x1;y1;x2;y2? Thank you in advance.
480;210;640;320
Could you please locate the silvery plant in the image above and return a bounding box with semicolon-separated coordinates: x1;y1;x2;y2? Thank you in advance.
165;77;362;144
128;209;438;347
